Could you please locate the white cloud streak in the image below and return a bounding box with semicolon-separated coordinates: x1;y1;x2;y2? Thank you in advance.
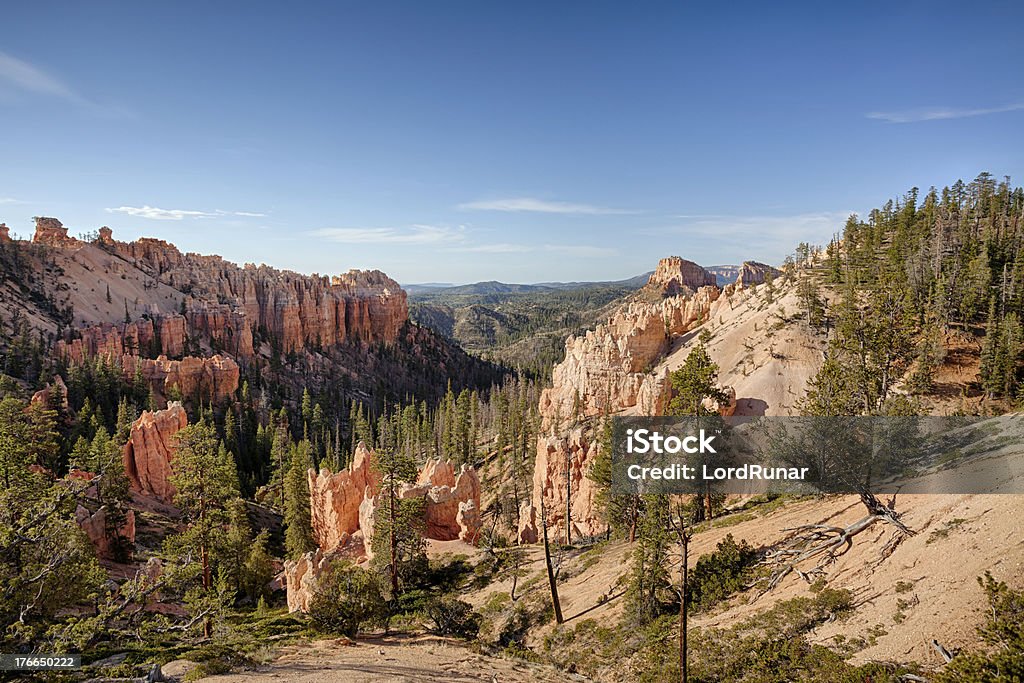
311;225;466;245
457;197;635;215
453;242;616;257
106;205;264;221
866;102;1024;123
0;51;84;103
654;211;850;260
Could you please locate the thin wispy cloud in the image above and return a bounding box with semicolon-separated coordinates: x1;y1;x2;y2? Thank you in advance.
457;197;636;215
0;197;23;205
866;102;1024;123
0;50;129;116
452;242;616;257
106;205;264;221
652;211;850;262
455;242;534;253
312;225;465;245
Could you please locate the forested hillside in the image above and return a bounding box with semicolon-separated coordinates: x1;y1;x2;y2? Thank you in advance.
409;277;646;377
807;172;1024;415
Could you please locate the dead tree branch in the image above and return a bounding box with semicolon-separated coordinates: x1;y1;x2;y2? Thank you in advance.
760;491;914;592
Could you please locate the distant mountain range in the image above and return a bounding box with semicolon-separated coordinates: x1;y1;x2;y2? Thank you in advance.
403;272;653;296
704;264;741;286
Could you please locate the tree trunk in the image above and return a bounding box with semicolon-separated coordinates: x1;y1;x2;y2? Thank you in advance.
679;531;689;683
389;480;398;597
541;499;563;624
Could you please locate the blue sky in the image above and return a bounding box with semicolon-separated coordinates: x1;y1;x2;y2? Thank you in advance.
1;2;1022;284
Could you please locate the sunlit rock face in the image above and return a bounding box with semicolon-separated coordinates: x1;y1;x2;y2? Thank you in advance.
122;402;188;504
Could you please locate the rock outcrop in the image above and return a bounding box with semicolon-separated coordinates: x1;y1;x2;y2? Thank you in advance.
703;385;737;416
308;443;380;552
647;256;717;297
123;354;240;406
30;375;69;411
284;548;330;613
291;447;483;609
539;283;721;429
530;256;749;541
32;217;77;246
532;428;603;540
357;458;482;561
735;261;782;288
99;228;409;355
309;447;482;557
75;504;136;560
0;223;10;242
122;403;188;504
55;322;240;406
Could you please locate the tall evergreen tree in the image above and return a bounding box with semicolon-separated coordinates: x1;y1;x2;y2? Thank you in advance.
284;439;316;559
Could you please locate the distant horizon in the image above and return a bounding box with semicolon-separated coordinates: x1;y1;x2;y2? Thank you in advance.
2;218;760;287
2;3;1022;282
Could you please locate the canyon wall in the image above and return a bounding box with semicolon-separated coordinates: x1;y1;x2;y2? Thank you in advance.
529;256;736;541
31;219;407;371
99;226;408;354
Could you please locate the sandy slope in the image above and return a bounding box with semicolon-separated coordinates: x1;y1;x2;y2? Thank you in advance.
204;635;570;682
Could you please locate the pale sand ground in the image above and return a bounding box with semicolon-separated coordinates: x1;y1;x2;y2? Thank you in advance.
205;634;570;682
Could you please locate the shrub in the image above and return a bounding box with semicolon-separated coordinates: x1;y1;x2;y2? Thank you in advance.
426;596;481;638
308;564;387;637
933;573;1024;682
688;534;759;613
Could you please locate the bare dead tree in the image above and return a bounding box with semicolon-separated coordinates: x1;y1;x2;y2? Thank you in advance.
540;497;563;624
761;490;914;592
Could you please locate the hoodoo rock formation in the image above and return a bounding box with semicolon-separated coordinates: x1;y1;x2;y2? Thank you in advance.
21;220;409;390
531;428;603;540
75;504;136;560
122;402;188;504
290;447;482;612
530;256;745;541
93;225;408;355
308;443;381;552
539;278;721;429
32;216;76;246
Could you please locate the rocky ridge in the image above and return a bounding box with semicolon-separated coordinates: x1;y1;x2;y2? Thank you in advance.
527;256;772;541
20;216;408;364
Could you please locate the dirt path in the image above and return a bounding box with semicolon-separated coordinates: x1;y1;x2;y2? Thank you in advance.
205;635;569;682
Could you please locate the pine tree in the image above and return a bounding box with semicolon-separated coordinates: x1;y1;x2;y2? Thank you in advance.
625;494;671;626
667;341;726;416
166;423;240;636
0;398;103;637
284;440;316;559
370;445;425;598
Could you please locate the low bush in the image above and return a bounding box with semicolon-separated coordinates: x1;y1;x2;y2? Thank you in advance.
308;564;387;637
426;596;481;638
688;534;759;613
